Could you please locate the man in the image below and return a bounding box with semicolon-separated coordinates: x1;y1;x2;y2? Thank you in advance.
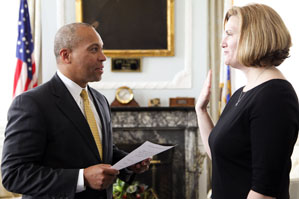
1;23;150;199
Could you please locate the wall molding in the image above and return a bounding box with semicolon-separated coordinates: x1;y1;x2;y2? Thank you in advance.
58;0;192;89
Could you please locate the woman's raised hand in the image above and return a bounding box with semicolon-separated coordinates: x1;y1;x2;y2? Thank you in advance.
195;70;212;113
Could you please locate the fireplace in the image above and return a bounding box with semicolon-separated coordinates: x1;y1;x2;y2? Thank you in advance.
111;107;206;199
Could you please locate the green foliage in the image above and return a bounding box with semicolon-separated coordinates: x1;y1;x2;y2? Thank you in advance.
113;178;158;199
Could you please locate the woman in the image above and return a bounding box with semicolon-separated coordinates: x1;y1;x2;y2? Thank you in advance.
196;4;299;199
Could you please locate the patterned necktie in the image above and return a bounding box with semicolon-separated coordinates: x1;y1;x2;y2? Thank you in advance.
80;89;103;159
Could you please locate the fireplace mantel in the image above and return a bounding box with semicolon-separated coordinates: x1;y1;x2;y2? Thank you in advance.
111;106;197;128
111;107;207;199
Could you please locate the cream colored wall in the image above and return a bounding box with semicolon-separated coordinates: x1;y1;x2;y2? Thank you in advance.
41;0;209;107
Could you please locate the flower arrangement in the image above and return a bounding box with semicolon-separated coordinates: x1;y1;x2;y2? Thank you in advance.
113;178;158;199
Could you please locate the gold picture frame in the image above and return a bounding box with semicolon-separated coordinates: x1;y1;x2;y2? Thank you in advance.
75;0;174;57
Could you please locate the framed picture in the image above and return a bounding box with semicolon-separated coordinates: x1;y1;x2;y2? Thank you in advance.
75;0;174;57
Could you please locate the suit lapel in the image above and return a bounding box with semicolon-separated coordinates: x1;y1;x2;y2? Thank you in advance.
50;74;101;161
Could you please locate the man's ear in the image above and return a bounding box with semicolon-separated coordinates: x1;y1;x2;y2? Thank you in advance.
59;48;71;64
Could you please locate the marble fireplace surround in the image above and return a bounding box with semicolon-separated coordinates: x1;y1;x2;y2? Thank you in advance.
111;107;205;199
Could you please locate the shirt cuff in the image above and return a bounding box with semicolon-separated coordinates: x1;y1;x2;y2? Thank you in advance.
76;169;86;193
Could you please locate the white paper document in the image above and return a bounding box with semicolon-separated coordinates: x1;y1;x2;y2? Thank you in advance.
112;141;175;170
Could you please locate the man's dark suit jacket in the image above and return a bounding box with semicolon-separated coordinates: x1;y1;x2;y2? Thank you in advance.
1;74;132;199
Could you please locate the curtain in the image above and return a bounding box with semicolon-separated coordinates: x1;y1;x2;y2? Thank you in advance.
206;0;232;194
207;0;224;123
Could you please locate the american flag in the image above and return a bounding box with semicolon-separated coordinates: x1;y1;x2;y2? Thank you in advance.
219;56;232;115
219;65;231;114
13;0;37;97
218;0;233;115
